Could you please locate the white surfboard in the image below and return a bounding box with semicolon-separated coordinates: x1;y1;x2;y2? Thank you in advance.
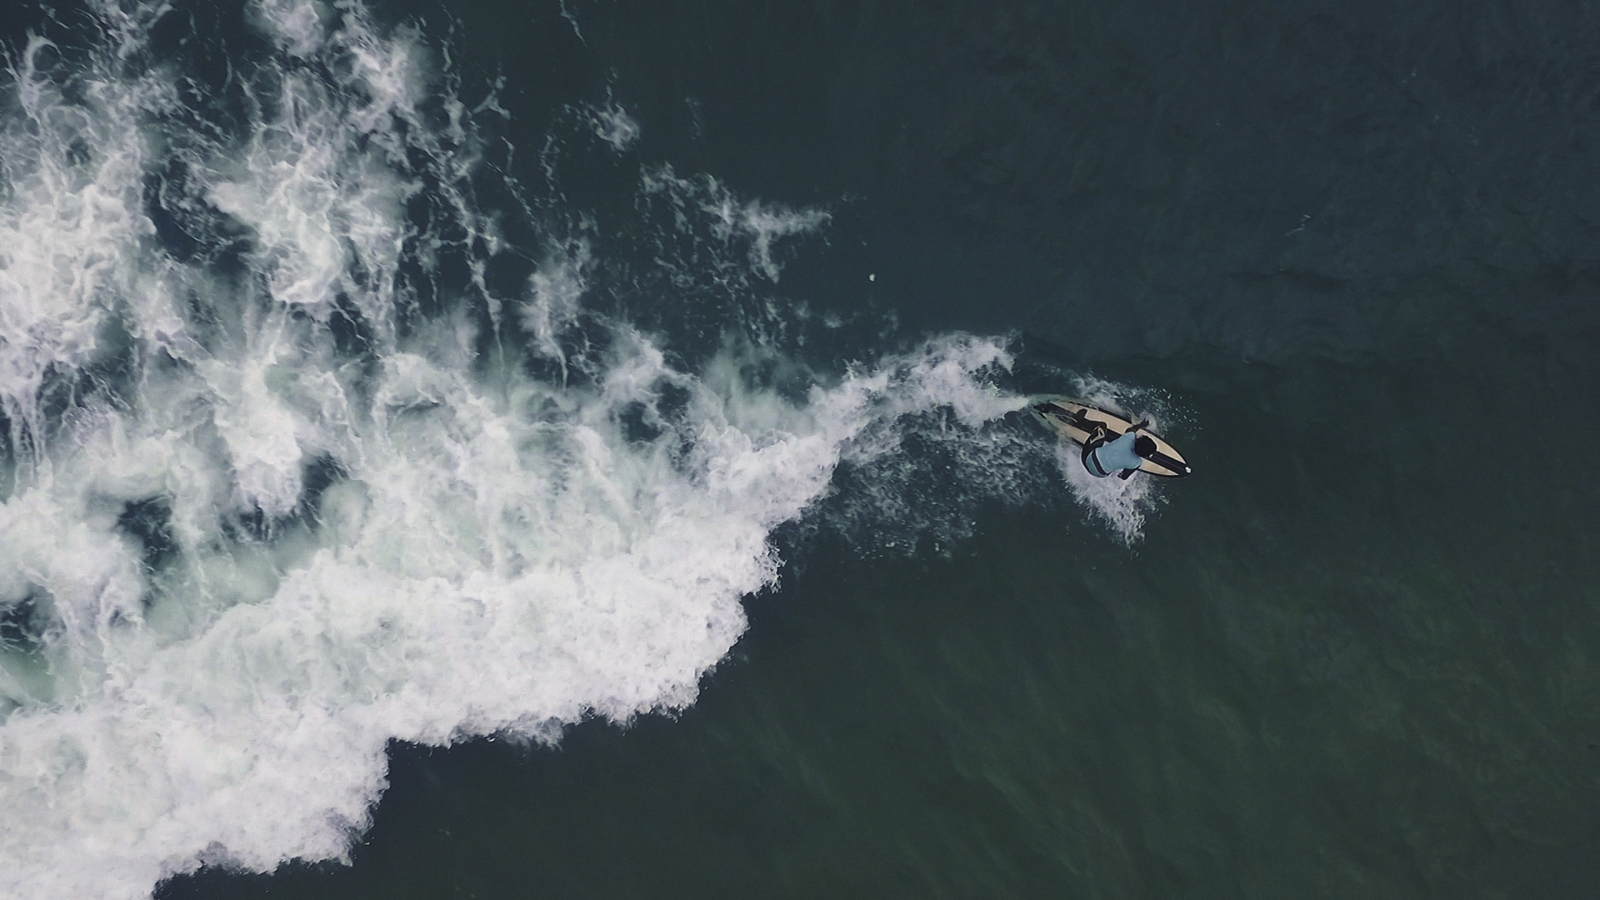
1029;397;1192;478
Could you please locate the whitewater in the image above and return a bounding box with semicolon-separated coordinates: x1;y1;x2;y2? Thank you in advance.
0;2;1179;897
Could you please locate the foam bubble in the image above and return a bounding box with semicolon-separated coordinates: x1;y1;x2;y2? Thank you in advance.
588;102;640;152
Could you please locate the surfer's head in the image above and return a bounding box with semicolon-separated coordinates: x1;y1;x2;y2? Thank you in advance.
1134;435;1157;458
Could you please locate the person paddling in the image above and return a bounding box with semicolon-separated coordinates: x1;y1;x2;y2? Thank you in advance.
1028;398;1192;479
1081;420;1157;480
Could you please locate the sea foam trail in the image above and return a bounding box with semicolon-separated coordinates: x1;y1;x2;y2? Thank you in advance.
0;2;1028;898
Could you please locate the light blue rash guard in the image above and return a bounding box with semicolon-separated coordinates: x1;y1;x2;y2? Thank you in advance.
1086;429;1144;476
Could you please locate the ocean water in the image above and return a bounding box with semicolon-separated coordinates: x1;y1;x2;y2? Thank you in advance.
0;0;1595;897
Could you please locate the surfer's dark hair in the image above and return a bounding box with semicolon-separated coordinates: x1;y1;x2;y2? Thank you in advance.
1134;435;1157;457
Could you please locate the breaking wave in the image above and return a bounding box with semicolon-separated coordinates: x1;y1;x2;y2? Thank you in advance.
0;3;1059;897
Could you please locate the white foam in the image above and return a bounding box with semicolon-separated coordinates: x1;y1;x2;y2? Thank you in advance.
0;32;159;484
1054;440;1161;546
641;164;831;283
521;238;591;364
707;194;830;283
559;0;587;44
202;65;412;345
0;4;1036;898
588;102;640;152
253;0;330;58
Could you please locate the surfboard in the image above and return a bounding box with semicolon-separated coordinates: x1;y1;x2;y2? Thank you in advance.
1028;397;1192;478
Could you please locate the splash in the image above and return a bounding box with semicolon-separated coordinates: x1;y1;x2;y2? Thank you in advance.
1048;375;1178;546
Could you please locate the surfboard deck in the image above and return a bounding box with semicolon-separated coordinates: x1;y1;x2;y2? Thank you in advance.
1028;397;1192;478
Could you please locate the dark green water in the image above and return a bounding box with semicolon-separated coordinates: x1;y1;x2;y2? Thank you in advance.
0;0;1594;896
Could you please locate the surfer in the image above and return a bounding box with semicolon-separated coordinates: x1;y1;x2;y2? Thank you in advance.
1081;421;1157;480
1029;398;1191;478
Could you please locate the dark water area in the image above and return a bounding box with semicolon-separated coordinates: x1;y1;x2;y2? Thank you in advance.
417;0;1600;362
0;0;1589;896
